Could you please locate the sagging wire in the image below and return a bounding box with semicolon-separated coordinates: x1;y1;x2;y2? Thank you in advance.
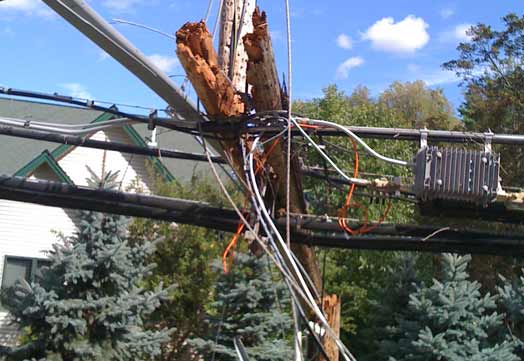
242;139;308;361
111;19;177;41
197;113;358;359
297;117;411;167
247;137;357;361
222;222;246;274
284;0;293;252
292;117;396;235
222;133;286;274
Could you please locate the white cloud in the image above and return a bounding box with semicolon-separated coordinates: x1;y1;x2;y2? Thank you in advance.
336;33;353;50
60;83;93;99
440;8;454;19
453;24;473;41
147;54;180;73
336;57;364;79
362;15;430;54
422;70;459;86
407;64;459;86
0;0;54;17
102;0;141;12
439;23;473;43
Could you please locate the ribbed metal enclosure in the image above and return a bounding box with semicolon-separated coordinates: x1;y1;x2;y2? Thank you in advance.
415;146;500;205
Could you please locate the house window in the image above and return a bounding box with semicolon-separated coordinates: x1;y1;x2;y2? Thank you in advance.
1;256;50;290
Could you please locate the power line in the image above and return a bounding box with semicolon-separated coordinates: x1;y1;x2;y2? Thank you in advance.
0;125;227;164
1;176;523;254
5;87;524;146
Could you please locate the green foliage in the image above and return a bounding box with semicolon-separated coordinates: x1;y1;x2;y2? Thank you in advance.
0;170;171;361
190;253;292;361
373;253;422;351
443;13;524;184
386;254;517;361
294;84;443;355
128;175;234;361
378;80;460;130
498;270;524;357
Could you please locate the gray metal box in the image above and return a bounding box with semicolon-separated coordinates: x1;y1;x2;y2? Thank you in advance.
414;146;500;205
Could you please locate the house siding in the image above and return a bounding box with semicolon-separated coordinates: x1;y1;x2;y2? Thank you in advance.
0;199;77;345
57;128;153;193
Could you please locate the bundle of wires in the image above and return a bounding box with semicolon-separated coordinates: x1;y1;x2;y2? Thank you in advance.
293;117;399;235
216;115;409;360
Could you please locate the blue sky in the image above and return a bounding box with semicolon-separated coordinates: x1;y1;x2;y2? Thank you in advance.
1;0;523;115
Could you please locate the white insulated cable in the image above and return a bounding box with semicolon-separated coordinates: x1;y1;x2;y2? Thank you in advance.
248;137;357;361
0;117;136;135
300;117;410;167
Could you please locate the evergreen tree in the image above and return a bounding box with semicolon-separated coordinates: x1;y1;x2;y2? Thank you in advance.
388;254;517;361
498;270;524;357
190;253;292;361
0;170;172;361
373;253;423;361
128;175;232;361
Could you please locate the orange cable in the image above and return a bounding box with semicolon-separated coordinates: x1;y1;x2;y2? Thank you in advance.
222;222;245;274
222;136;283;274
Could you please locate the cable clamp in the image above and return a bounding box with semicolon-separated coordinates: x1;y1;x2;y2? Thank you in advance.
419;128;429;149
148;109;158;131
484;130;494;153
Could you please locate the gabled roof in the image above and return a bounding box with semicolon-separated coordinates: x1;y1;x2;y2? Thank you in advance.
0;97;207;181
15;150;74;185
0;98;104;175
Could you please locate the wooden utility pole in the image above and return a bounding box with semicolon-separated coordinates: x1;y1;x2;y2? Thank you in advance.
176;3;339;360
218;0;255;91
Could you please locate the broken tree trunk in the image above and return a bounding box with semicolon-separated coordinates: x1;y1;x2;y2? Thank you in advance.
176;21;244;116
176;21;245;178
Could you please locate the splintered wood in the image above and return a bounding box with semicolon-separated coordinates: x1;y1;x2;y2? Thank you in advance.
322;295;341;361
176;21;244;117
243;8;282;111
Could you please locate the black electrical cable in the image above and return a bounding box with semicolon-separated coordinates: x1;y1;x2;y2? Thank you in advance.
1;175;523;255
0;87;234;140
6;87;524;146
0;125;227;164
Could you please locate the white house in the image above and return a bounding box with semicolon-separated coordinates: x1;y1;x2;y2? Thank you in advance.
0;97;207;344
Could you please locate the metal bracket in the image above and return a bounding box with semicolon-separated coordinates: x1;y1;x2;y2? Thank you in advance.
147;109;159;147
420;128;429;149
148;109;158;131
484;130;494;153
